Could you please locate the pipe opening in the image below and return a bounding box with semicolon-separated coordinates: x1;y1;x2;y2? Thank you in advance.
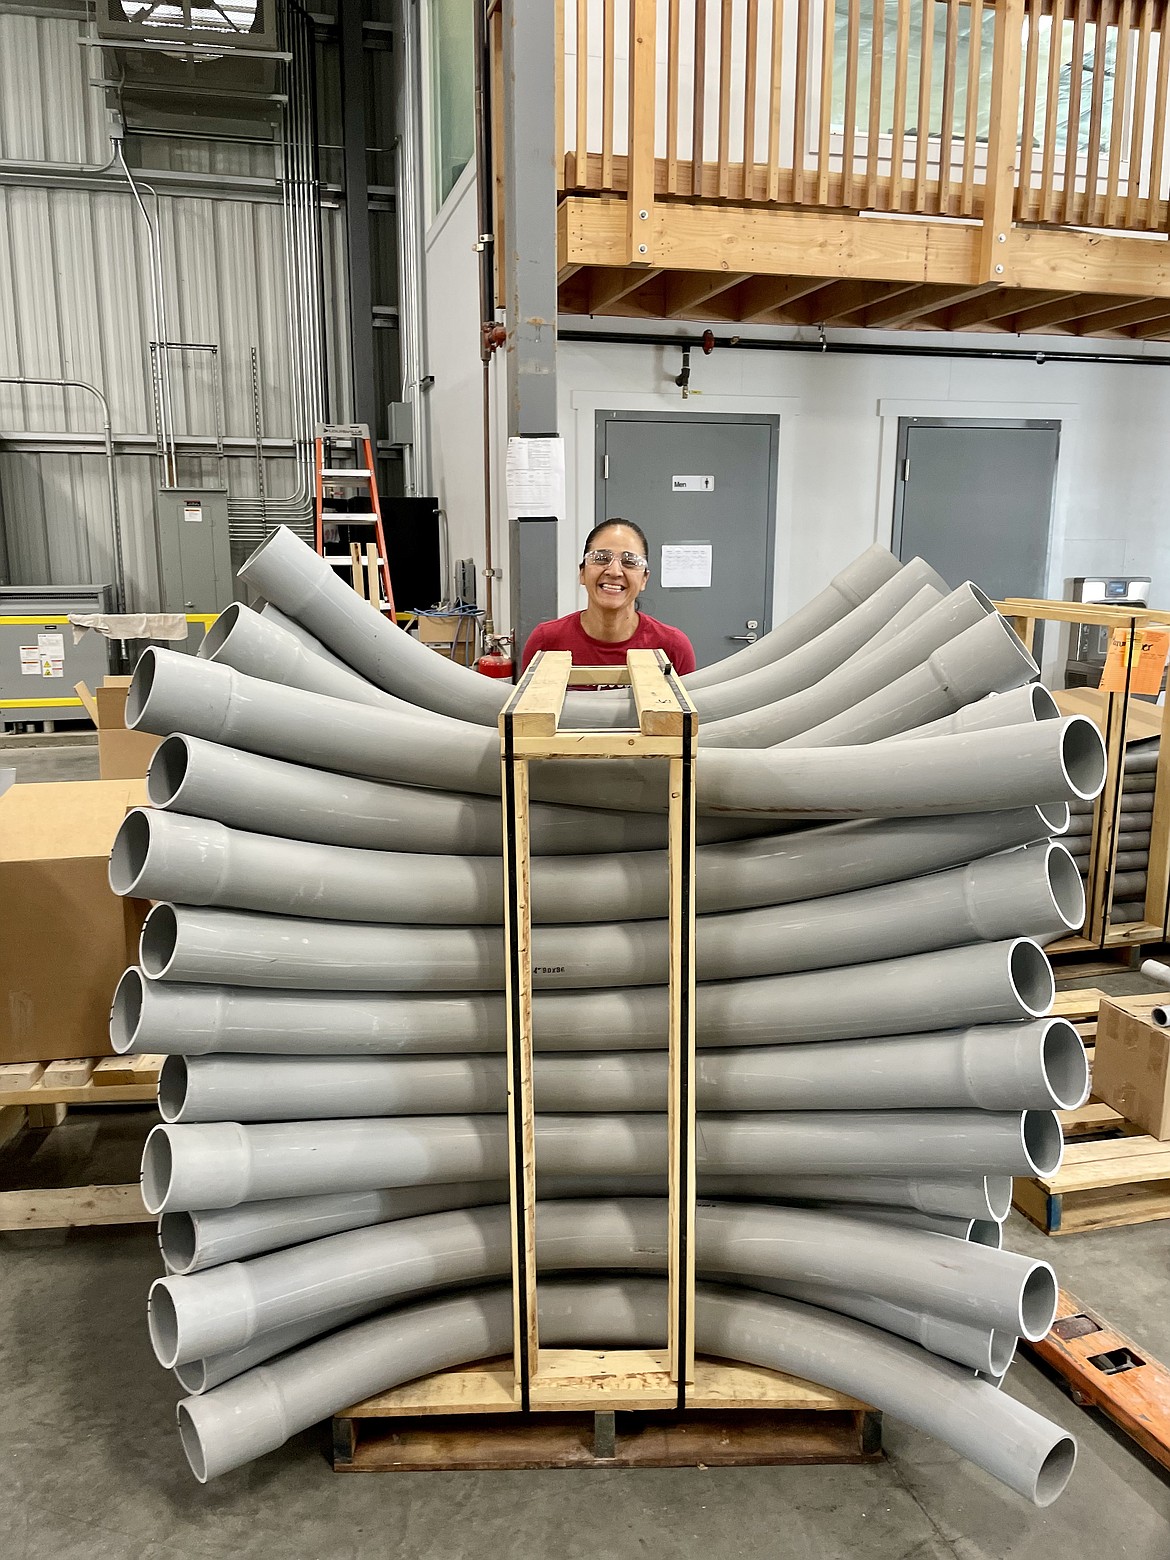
1153;1005;1170;1027
1019;1262;1060;1341
176;1401;209;1483
1045;844;1086;930
1008;940;1056;1017
969;1219;1003;1249
148;1278;181;1369
109;809;151;898
237;528;283;582
142;1125;175;1216
199;603;239;662
1029;684;1061;723
984;1177;1012;1222
1022;1110;1064;1177
141;905;179;980
158;1056;189;1124
147;736;190;809
125;647;158;730
1034;1436;1077;1508
1042;1019;1091;1110
159;1211;198;1274
173;1359;210;1395
109;967;144;1055
1060;716;1108;801
967;583;995;617
988;1330;1016;1377
1037;802;1069;835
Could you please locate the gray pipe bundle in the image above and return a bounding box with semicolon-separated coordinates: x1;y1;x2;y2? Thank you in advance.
114;527;1104;1500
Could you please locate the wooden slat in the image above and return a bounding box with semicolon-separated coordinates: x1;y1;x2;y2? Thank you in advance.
1060;3;1088;225
979;0;1025;278
913;0;936;211
743;0;760;196
1015;0;1043;220
767;0;785;201
41;1059;95;1090
794;0;812;202
0;1183;151;1231
841;0;861;207
575;0;589;177
817;0;836;205
0;1105;24;1153
666;0;681;192
601;0;616;188
937;0;961;215
1124;0;1154;229
889;0;912;208
1081;0;1113;221
716;0;733;198
1148;7;1170;234
691;0;707;196
508;650;572;737
626;0;657;262
531;1350;677;1409
960;0;985;215
866;0;886;208
1039;0;1066;224
0;1062;43;1092
1105;0;1133;226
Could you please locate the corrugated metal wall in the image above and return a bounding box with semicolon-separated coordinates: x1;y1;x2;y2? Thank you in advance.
0;12;353;609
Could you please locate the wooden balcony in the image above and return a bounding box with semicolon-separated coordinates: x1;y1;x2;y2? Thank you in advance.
528;0;1170;335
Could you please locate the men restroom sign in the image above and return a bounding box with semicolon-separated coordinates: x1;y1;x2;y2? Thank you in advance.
672;474;715;492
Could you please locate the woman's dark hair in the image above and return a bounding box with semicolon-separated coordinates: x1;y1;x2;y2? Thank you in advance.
581;517;650;562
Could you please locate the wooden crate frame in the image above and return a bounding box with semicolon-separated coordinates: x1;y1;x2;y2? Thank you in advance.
999;597;1170;952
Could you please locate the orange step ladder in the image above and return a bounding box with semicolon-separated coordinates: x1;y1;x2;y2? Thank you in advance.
314;422;396;616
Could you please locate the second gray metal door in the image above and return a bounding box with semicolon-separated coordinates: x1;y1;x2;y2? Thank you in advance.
597;412;779;668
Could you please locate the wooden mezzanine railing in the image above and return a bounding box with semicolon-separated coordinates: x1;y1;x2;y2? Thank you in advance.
546;1;1170;332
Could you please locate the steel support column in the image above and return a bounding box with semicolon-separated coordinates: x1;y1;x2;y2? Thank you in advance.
501;0;560;649
340;0;379;436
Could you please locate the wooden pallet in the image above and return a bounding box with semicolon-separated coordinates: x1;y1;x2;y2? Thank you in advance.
1024;1290;1170;1474
1013;1133;1170;1235
333;1357;882;1472
0;1055;160;1231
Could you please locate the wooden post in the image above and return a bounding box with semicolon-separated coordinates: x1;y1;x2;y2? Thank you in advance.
978;0;1025;282
666;694;697;1389
627;0;657;264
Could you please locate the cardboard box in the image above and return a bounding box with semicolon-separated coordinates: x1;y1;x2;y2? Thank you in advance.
1093;995;1170;1140
0;780;149;1064
75;677;161;780
416;614;477;668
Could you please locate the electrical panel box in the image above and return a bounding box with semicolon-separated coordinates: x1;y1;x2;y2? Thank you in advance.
0;585;114;728
155;490;234;617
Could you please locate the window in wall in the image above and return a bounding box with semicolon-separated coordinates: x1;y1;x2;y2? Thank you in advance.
428;0;476;211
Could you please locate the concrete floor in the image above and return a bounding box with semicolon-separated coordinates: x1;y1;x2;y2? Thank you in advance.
2;743;1169;1557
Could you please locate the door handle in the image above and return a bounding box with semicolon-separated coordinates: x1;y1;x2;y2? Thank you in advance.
729;631;758;643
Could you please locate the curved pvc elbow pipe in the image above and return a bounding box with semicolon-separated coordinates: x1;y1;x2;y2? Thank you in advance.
886;682;1062;743
140;1108;1062;1215
134;846;1082;991
157;1017;1087;1125
148;1197;1056;1370
111;939;1055;1058
684;543;904;688
175;1277;1074;1502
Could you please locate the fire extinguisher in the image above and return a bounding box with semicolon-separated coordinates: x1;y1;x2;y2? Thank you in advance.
477;633;515;681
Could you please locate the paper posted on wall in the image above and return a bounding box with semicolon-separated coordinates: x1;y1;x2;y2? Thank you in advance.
505;436;565;521
660;543;713;589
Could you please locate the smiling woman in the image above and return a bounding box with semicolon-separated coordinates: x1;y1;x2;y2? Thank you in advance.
520;520;698;675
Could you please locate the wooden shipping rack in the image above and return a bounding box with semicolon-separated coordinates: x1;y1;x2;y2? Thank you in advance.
333;649;877;1467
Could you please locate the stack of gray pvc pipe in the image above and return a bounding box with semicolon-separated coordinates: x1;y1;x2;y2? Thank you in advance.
109;527;1108;1503
1064;736;1158;924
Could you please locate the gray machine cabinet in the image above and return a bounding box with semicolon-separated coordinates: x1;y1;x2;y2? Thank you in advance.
156;489;234;616
0;585;114;728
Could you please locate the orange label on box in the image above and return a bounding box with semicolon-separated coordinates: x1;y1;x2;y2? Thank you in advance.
1099;627;1170;695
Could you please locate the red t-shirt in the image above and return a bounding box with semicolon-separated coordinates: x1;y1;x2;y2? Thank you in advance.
521;611;696;675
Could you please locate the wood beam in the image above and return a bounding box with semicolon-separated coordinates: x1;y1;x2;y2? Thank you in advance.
1079;298;1167;334
929;288;1062;331
559;198;1170;302
1012;293;1142;333
860;283;999;328
586;267;665;312
801;280;920;324
1128;314;1170;340
661;271;752;319
733;275;835;322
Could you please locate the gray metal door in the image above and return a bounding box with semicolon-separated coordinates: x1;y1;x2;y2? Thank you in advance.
597;411;779;667
893;419;1059;600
